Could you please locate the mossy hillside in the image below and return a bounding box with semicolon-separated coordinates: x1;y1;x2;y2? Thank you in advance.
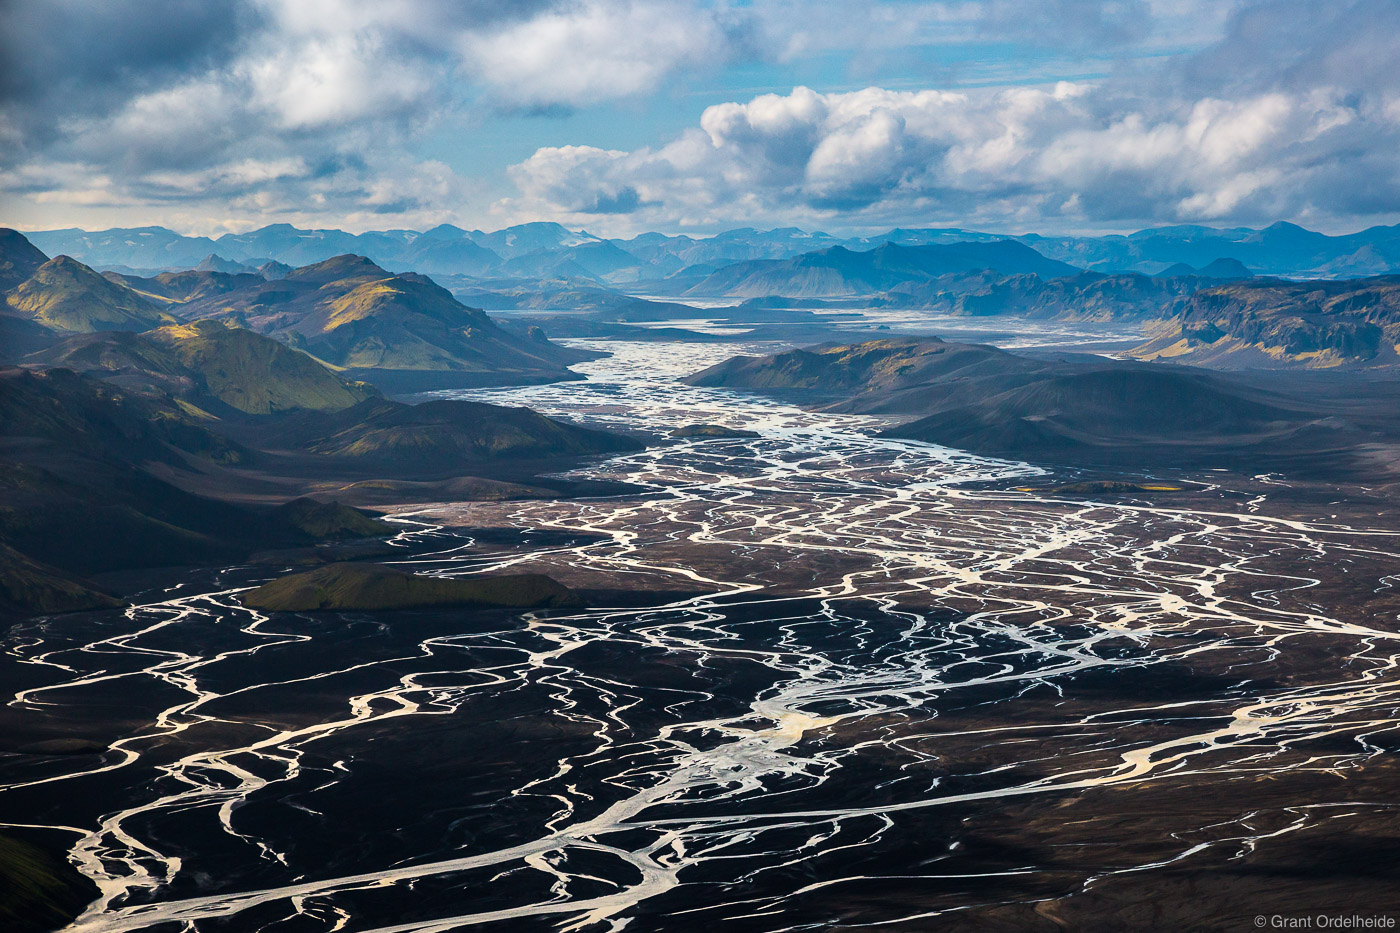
670;423;760;439
302;275;549;372
149;320;377;414
6;256;173;333
22;321;378;415
177;255;589;380
0;542;124;616
107;269;265;305
0;831;99;933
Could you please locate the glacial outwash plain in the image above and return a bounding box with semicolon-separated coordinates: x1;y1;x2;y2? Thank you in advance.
4;3;1400;930
3;217;1400;931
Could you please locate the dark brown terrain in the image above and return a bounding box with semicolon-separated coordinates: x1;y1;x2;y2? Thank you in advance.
4;220;1400;933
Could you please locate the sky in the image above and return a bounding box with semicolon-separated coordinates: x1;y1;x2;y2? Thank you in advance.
1;0;1398;238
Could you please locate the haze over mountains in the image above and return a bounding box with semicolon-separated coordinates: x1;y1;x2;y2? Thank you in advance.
25;219;1400;283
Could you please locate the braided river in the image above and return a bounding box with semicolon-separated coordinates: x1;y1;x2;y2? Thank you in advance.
5;339;1400;931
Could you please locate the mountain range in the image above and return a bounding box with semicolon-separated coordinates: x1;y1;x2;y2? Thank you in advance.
678;241;1080;298
16;225;1400;371
1131;275;1400;369
0;226;654;615
21;319;380;415
22;220;1400;284
0;233;593;391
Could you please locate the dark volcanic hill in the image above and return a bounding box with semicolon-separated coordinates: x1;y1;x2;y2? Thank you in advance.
684;241;1080;298
688;337;1400;478
273;397;643;468
23;320;378;415
1132;275;1400;369
5;256;173;333
179;255;593;389
0;542;124;615
108;268;266;304
0;361;642;612
874;270;1208;321
686;337;1055;414
0;228;50;291
239;563;581;612
886;366;1305;463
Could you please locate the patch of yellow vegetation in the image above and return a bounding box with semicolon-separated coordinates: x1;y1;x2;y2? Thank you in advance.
172;398;218;421
1261;345;1344;367
1140;338;1194;359
324;280;403;330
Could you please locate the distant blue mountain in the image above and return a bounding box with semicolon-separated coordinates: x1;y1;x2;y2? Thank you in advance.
20;220;1400;282
683;241;1082;298
26;226;220;270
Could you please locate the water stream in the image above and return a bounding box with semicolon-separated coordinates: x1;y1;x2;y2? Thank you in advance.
4;340;1399;931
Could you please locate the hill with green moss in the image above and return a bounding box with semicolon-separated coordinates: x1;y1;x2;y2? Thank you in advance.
239;563;582;612
263;497;392;539
5;256;173;333
107;268;265;304
0;543;124;616
0;830;99;933
179;255;594;388
670;423;761;439
22;320;378;415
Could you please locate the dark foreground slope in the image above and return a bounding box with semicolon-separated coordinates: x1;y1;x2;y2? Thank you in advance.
689;337;1400;479
0;365;641;616
0;368;398;578
0;830;100;933
0;543;124;615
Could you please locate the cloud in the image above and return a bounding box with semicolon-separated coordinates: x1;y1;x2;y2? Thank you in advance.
1;0;1397;233
0;0;761;230
503;1;1400;232
459;0;753;108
